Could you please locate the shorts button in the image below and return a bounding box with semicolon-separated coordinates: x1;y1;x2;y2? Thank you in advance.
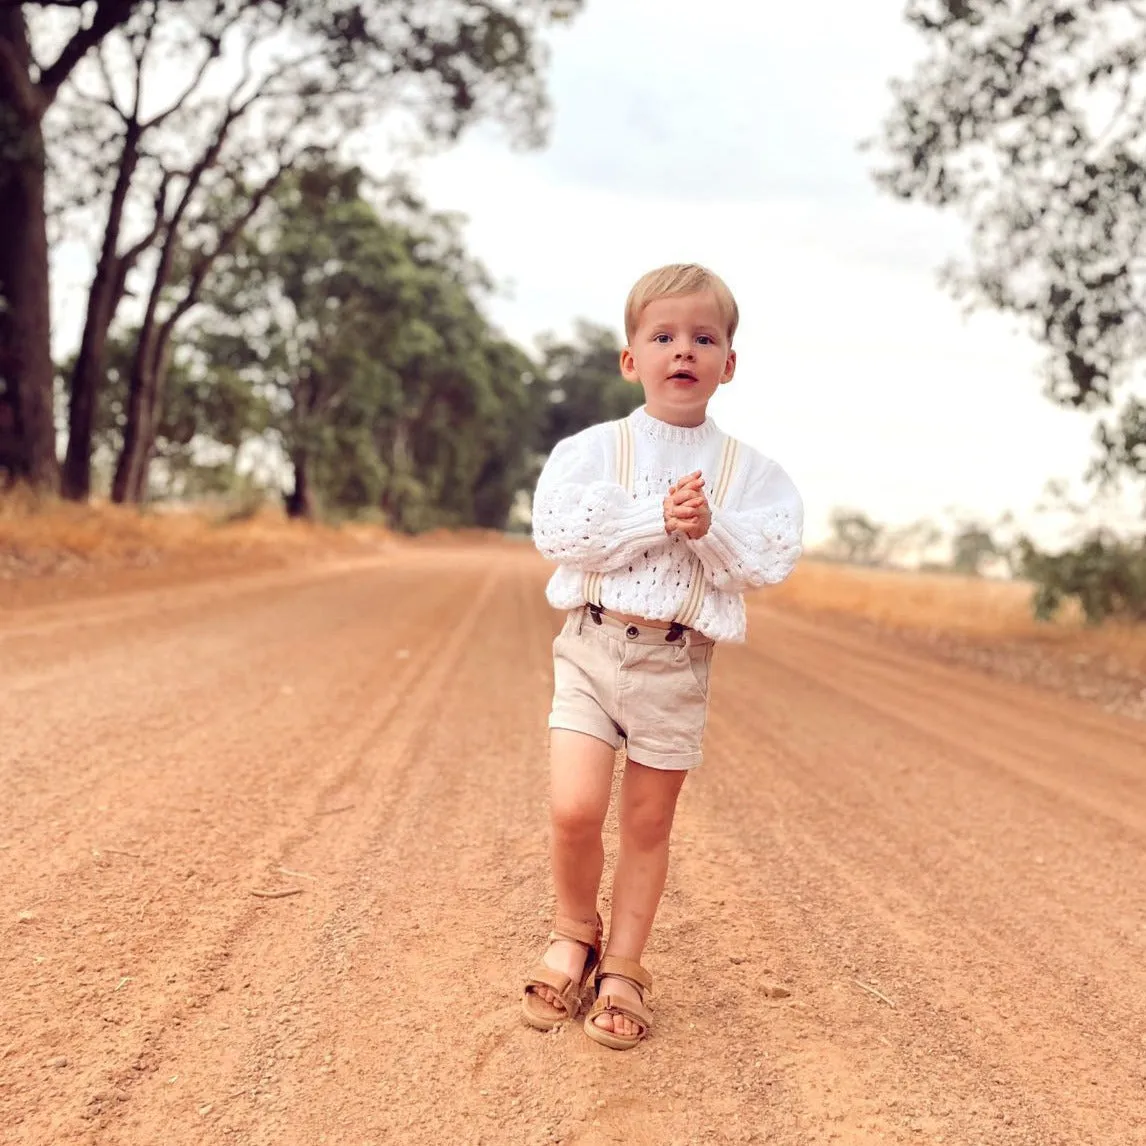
625;625;639;639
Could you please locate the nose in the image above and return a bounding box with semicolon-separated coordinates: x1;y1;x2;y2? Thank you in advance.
674;345;695;359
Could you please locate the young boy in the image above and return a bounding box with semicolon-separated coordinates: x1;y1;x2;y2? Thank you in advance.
521;263;803;1050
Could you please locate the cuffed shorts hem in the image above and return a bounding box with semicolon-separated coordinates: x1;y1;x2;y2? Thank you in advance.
624;747;704;772
548;711;623;751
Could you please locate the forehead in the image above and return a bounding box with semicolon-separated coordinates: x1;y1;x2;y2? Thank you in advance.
636;291;726;330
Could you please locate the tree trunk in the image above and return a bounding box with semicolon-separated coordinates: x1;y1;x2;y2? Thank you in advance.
285;449;316;519
62;128;141;501
111;328;159;504
0;13;58;491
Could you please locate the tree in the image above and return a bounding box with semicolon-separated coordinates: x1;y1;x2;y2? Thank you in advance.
534;320;644;456
193;162;540;530
826;508;885;566
73;328;271;498
99;0;583;505
1019;531;1146;624
0;0;139;489
950;521;998;576
871;1;1146;486
6;0;584;500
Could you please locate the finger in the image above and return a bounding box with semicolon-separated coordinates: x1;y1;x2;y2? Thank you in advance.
674;483;705;503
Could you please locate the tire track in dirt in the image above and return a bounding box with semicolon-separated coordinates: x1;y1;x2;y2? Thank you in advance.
679;620;1146;1145
2;552;494;1143
3;545;1144;1145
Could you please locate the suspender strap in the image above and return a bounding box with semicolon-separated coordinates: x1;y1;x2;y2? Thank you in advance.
671;433;740;628
581;419;741;629
583;418;635;609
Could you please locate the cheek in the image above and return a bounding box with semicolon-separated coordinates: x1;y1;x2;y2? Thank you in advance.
635;347;666;372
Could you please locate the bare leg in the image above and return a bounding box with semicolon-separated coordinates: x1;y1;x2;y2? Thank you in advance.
593;757;688;1038
531;729;616;1011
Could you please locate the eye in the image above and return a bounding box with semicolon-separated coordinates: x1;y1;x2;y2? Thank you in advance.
654;333;672;344
697;335;715;346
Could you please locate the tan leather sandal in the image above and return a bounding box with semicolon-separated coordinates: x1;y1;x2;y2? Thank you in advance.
521;912;603;1031
582;954;653;1050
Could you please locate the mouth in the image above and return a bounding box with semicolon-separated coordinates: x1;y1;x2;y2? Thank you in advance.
668;370;698;383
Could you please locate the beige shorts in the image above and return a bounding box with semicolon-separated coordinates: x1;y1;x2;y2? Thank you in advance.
548;607;715;771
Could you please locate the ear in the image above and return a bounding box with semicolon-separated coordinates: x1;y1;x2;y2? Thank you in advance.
720;348;737;385
619;347;641;383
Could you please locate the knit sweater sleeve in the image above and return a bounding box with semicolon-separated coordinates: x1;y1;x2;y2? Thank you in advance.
531;428;668;573
687;455;803;592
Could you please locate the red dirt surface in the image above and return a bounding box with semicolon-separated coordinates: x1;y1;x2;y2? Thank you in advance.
3;543;1144;1145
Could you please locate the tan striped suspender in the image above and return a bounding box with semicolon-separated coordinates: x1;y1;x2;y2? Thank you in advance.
582;419;740;629
672;431;740;628
581;418;634;612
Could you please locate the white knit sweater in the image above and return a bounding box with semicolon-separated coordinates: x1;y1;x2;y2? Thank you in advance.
531;406;803;642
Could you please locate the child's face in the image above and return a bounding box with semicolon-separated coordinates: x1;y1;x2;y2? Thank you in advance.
620;291;736;427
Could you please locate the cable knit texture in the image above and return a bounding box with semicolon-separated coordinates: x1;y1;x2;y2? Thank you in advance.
531;406;803;642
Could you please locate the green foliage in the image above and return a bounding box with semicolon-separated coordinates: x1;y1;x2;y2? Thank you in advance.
59;157;632;528
534;321;643;456
950;522;998;577
79;336;269;461
826;508;885;566
872;2;1146;481
1019;531;1146;624
190;160;564;530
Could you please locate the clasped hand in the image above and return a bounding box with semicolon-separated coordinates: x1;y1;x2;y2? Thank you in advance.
663;470;711;540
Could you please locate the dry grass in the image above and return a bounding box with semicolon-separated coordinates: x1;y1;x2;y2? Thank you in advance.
768;559;1146;675
0;487;389;579
4;490;1143;677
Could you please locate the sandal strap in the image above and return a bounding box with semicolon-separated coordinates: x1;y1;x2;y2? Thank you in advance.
524;964;574;997
595;954;652;994
586;992;652;1033
551;913;602;949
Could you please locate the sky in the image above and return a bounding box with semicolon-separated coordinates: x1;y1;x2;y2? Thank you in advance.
45;0;1120;548
374;0;1108;547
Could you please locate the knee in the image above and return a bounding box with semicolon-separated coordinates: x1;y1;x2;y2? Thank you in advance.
551;797;606;843
622;799;676;852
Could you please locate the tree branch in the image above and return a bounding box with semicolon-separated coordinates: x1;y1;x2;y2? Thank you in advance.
38;0;137;102
161;159;294;343
0;16;43;120
94;39;128;120
113;169;172;304
129;0;159;119
142;26;226;130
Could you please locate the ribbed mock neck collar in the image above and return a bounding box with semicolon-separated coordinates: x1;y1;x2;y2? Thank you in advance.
628;405;717;446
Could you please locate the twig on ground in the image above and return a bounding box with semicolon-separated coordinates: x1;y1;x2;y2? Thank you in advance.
316;804;354;816
249;888;302;899
854;979;895;1008
277;866;316;881
103;848;142;859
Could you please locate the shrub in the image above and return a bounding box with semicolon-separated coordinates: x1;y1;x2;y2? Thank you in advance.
1018;531;1146;624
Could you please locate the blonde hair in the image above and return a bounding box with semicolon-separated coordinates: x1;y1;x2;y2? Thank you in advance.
624;263;739;344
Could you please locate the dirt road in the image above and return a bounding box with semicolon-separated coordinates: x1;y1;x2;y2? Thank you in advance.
3;543;1144;1145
